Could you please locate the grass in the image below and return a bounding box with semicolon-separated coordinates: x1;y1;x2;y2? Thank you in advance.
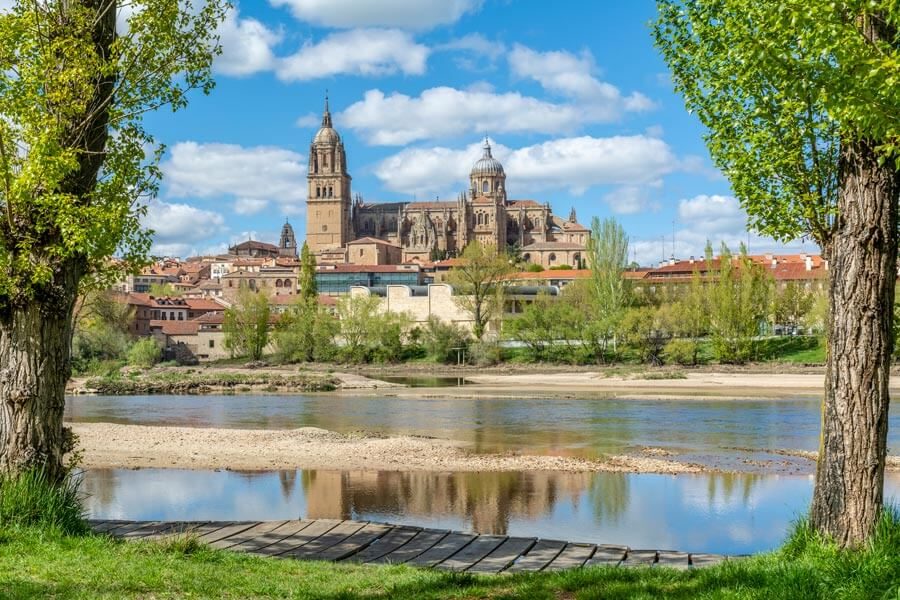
1;472;900;598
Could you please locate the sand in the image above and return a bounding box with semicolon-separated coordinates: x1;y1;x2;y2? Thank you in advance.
70;423;702;474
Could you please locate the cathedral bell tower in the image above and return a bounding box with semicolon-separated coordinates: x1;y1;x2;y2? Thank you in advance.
306;94;352;253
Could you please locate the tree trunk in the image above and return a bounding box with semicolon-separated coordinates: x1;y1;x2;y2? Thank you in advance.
0;268;80;480
811;137;899;547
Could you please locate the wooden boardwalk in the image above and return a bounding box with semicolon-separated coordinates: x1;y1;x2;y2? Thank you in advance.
90;519;740;574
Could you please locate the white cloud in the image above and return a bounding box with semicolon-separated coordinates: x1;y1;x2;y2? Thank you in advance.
341;87;583;145
162;142;307;216
374;135;678;197
509;44;655;115
437;33;505;71
216;8;282;76
269;0;481;30
602;186;661;215
276;28;429;81
143;199;227;257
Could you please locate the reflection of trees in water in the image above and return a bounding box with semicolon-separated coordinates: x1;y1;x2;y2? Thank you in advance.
278;470;297;501
587;473;629;525
301;470;594;535
706;472;762;506
79;468;118;509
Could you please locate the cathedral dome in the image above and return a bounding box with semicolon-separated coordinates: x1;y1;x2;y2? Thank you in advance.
470;138;504;177
312;94;340;145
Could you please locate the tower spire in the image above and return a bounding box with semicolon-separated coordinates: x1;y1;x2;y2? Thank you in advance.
322;90;332;128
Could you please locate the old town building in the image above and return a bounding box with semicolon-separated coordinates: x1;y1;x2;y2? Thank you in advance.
305;96;589;267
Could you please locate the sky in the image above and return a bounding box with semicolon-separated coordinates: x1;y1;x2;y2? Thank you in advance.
121;0;812;264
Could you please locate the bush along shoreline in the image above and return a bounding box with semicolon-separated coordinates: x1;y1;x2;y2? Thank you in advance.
79;371;337;395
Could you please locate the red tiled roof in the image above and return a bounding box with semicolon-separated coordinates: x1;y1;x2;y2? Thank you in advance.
149;320;199;336
347;237;401;247
432;258;467;268
193;312;225;325
184;298;226;311
506;269;591;281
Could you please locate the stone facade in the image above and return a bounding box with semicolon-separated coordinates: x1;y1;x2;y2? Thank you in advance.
304;97;589;265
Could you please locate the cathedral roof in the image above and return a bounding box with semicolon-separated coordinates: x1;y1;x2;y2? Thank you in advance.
508;200;542;208
407;201;457;209
470;138;504;177
347;237;401;247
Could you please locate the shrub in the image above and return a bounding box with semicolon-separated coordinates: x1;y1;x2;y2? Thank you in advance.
525;263;544;272
468;340;501;366
548;264;573;270
0;470;87;535
422;317;470;363
127;337;162;368
664;338;701;365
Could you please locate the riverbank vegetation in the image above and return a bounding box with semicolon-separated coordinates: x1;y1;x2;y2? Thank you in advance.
1;473;899;599
79;370;337;396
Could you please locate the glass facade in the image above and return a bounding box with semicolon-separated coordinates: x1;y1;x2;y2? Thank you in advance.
316;270;422;295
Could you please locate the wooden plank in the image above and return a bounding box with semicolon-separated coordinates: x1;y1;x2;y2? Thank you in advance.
231;520;314;554
370;529;448;565
584;545;628;568
690;553;726;568
118;521;175;540
143;522;211;541
281;521;367;559
313;523;392;561
467;537;536;574
406;533;477;568
91;520;133;534
438;535;507;572
655;551;689;570
196;522;260;545
106;521;155;537
544;543;597;571
506;539;567;573
253;519;342;557
354;527;424;564
621;550;658;567
210;521;290;550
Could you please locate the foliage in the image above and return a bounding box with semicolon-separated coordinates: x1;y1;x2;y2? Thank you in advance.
126;338;161;369
586;217;631;359
467;339;501;367
0;470;86;535
223;287;271;361
0;0;227;305
664;338;701;366
504;291;582;362
272;296;335;364
621;305;674;366
71;290;134;373
148;283;181;297
774;282;816;332
549;264;572;271
446;241;513;340
298;242;317;302
421;316;471;363
336;295;412;363
525;263;545;273
706;244;773;363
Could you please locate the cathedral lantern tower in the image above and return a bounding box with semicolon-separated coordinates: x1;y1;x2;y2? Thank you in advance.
306;94;352;253
469;138;507;203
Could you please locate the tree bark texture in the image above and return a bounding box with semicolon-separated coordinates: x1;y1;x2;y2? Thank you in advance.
811;137;899;547
0;264;81;480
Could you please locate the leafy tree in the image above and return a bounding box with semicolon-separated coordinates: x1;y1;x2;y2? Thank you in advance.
667;268;709;365
655;1;900;544
298;242;317;303
446;242;512;340
224;287;271;361
335;294;410;363
774;281;815;333
0;1;225;478
148;283;181;297
621;305;674;366
126;338;161;369
585;217;631;358
421;316;470;363
71;289;134;372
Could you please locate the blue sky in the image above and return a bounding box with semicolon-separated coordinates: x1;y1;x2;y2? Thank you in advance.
137;0;808;265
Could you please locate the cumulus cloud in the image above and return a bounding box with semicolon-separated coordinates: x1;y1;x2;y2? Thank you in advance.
374;135;678;197
216;8;282;76
342;87;583;145
602;185;661;215
269;0;481;30
276;28;429;81
342;44;655;145
143;199;227;257
161;142;307;216
509;44;655;114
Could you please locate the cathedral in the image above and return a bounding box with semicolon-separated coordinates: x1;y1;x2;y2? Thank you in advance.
305;97;590;268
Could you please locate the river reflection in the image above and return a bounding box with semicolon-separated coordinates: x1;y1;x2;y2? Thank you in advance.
79;468;900;554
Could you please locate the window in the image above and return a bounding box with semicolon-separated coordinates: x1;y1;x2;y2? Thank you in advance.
322;224;328;232
359;249;364;257
209;339;215;348
549;253;556;263
178;313;183;321
316;187;320;198
329;187;333;197
482;181;488;194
